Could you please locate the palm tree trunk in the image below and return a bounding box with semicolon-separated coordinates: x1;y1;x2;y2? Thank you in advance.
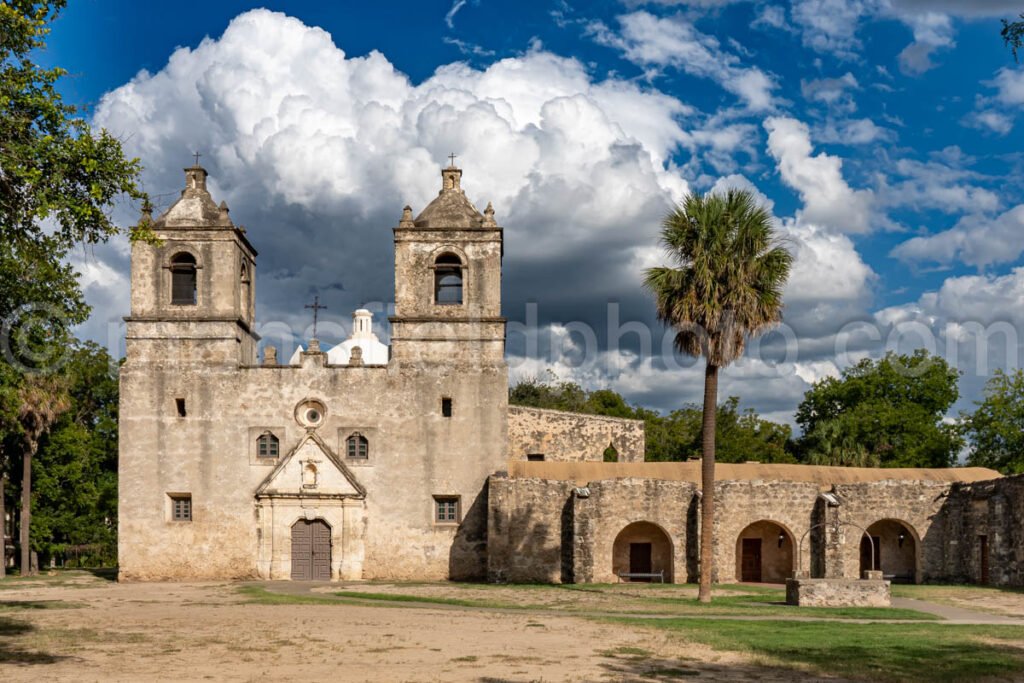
698;362;718;603
20;446;32;577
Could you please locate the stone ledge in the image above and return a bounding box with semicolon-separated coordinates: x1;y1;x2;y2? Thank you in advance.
786;577;891;607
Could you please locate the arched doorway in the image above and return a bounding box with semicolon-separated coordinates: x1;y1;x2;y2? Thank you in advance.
860;519;918;583
612;522;673;582
291;519;332;580
735;520;795;583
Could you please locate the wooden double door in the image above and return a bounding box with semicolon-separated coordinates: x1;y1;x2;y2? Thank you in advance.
291;519;332;581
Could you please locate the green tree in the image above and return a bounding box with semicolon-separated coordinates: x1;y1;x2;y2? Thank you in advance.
795;350;962;468
26;343;119;565
1003;13;1024;61
644;189;792;602
963;368;1024;474
1;1;147;248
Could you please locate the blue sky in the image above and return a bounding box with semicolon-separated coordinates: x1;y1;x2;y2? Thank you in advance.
47;0;1024;424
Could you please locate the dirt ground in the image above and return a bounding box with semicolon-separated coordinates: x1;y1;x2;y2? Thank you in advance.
0;573;828;683
894;585;1024;618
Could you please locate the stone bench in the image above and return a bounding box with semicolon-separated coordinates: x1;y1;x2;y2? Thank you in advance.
786;576;891;607
617;571;665;583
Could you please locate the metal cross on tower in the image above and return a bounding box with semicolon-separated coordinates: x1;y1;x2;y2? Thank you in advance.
448;152;457;167
192;151;202;166
305;295;327;338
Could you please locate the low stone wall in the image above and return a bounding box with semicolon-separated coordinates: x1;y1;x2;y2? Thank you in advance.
507;406;645;463
786;578;891;607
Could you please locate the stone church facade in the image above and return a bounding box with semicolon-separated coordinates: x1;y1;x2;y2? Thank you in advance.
119;163;1022;587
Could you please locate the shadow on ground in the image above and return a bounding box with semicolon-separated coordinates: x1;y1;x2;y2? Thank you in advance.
0;615;67;665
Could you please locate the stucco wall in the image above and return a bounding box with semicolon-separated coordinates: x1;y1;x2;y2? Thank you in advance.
506;406;645;463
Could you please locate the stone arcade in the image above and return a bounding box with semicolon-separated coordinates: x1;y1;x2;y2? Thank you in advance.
119;163;1023;586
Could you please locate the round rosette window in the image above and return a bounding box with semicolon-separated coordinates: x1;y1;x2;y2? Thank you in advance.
295;399;327;428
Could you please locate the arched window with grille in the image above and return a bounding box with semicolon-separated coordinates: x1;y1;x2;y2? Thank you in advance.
170;252;198;305
346;432;369;459
256;432;279;458
433;253;463;305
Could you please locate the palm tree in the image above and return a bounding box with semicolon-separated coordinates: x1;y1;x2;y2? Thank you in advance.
17;375;70;576
644;189;792;603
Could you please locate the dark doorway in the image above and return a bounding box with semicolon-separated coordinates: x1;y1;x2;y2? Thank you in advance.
979;535;989;585
629;542;653;579
860;535;881;572
291;519;332;581
741;539;762;582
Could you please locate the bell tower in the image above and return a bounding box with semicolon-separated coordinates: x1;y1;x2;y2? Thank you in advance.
125;163;259;366
390;163;505;365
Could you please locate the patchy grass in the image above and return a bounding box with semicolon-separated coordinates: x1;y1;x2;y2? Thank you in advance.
236;585;343;605
893;584;1024;616
613;617;1024;682
0;599;81;611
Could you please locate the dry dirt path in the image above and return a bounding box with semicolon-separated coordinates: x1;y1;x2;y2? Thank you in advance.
0;578;837;682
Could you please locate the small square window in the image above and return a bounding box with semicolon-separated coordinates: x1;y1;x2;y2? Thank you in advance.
441;397;453;418
434;496;460;524
170;494;192;522
527;453;545;462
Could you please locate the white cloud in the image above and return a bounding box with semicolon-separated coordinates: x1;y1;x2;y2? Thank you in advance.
763;116;875;233
444;0;467;29
790;0;885;58
990;67;1024;106
890;204;1024;268
896;11;954;75
877;154;1000;215
816;117;894;145
800;73;860;113
588;11;777;110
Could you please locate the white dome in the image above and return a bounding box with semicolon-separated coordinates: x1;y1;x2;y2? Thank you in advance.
326;309;389;365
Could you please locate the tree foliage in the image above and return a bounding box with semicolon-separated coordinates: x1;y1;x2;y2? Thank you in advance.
963;368;1024;475
1;1;147;248
5;343;118;565
795;350;962;468
1003;13;1024;61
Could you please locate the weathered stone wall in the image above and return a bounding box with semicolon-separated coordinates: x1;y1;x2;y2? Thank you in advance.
573;478;696;583
786;578;891;607
486;475;577;583
942;474;1024;587
507;406;645;463
712;481;822;582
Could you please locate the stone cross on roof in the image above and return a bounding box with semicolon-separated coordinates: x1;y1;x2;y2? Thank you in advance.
305;295;327;339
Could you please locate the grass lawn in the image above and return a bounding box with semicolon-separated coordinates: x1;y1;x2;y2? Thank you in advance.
241;581;936;620
616;617;1024;682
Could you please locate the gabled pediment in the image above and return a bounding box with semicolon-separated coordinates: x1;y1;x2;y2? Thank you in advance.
256;431;365;499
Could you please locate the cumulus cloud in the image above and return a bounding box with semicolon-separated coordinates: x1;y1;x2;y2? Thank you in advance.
890;204;1024;268
92;9;697;345
991;67;1024;106
763;116;875;233
588;11;777;110
877;153;1000;215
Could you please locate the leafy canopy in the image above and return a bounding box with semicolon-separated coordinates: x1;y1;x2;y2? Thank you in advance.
795;350;962;468
963;368;1024;475
1003;13;1024;61
643;189;793;367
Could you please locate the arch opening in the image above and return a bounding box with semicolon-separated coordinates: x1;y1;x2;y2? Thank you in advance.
434;253;463;305
612;521;673;583
861;519;918;583
170;252;197;305
735;520;795;583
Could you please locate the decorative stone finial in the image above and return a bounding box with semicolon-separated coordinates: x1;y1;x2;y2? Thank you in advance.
263;346;278;366
483;201;496;227
307;338;321;354
400;205;415;228
349;346;364;367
